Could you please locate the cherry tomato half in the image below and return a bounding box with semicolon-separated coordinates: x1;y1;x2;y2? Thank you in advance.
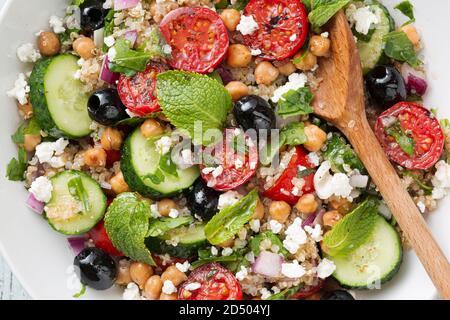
117;62;167;116
88;220;123;256
178;263;243;300
200;129;259;191
375;102;444;170
160;7;229;74
263;146;315;205
242;0;309;61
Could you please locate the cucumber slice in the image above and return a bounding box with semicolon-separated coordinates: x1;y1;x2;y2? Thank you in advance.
121;128;200;199
29;55;92;138
329;216;402;289
46;170;107;235
145;223;207;259
356;2;395;74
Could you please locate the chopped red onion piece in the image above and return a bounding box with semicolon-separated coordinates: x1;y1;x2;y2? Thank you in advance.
123;30;138;47
26;193;44;215
216;67;233;85
252;251;282;277
114;0;140;10
100;55;120;85
401;63;428;96
67;237;86;256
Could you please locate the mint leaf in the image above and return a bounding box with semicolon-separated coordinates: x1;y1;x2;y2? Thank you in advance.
109;39;152;75
323;133;365;173
205;189;259;245
277;88;314;119
385;121;415;156
104;193;155;265
156;71;232;146
322;197;380;257
11;118;41;145
308;0;350;31
395;0;415;24
6;147;27;181
11;123;26;145
280;122;307;146
147;216;193;237
383;31;422;68
249;231;289;257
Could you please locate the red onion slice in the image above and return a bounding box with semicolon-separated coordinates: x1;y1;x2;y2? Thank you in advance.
123;30;138;47
100;55;120;85
252;251;283;277
401;63;428;96
114;0;140;10
67;237;86;256
26;193;44;215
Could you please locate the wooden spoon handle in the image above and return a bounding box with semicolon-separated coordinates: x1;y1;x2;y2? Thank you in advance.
345;119;450;299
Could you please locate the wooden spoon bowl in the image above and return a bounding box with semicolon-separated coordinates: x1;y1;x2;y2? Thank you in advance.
313;11;450;299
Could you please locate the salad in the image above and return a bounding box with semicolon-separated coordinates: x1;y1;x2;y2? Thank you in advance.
5;0;450;300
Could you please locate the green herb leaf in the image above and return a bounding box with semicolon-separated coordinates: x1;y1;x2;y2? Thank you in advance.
266;285;302;300
147;216;193;237
280;122;307;146
104;193;155;265
308;0;350;31
322;197;380;257
191;255;241;269
323;133;365;173
136;27;171;59
205;189;259;245
249;231;289;257
67;174;90;213
395;0;415;24
102;10;115;52
159;152;179;178
6;147;27;181
383;31;422;68
233;0;250;11
277;87;314;119
144;169;165;185
385;121;415;156
72;284;86;298
403;171;433;195
109;39;152;75
156;71;232;146
11;118;41;145
298;167;316;178
71;0;86;6
207;70;224;84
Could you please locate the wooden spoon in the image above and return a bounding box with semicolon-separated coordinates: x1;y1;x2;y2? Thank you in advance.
313;11;450;299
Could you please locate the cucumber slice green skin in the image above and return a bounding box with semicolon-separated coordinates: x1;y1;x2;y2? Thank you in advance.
46;170;107;235
29;55;92;139
121;128;200;200
329;216;403;289
145;224;207;259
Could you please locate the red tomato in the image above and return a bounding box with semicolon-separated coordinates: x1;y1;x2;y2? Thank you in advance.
117;63;167;116
200;129;259;191
88;220;123;256
242;0;309;61
262;146;315;205
375;102;444;170
178;263;243;300
105;149;121;168
159;7;229;74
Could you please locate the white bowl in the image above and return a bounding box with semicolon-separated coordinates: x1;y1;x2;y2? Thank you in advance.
0;0;449;300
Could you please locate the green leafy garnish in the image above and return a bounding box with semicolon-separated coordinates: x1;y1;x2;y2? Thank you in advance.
403;171;433;195
102;10;115;52
68;174;90;213
383;31;422;68
137;27;171;59
233;0;250;10
109;39;152;76
298;167;316;178
322;197;380;257
6;147;27;181
277;87;314;119
156;71;232;146
193;248;249;272
308;0;350;31
104;193;155;265
323;133;365;173
207;70;223;84
144;169;165;185
11;118;41;145
266;285;302;300
205;189;259;245
385;121;415;156
159;152;179;178
249;231;289;257
73;284;86;298
191;255;241;269
395;0;415;25
147;216;193;237
280;122;307;146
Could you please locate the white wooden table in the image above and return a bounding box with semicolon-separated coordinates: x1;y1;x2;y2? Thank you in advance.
0;0;31;300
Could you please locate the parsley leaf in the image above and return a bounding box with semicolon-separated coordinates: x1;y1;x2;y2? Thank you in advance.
383;31;422;68
395;0;415;25
279;122;307;146
6;147;28;181
277;87;314;119
385;121;415;156
323;133;365;173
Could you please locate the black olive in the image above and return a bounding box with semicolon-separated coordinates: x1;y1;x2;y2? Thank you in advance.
88;88;129;125
321;290;355;300
186;179;221;221
233;95;276;136
74;247;117;290
80;0;107;33
365;65;407;109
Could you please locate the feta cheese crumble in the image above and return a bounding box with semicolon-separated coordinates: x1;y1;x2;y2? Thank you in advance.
346;5;380;35
7;73;30;105
251;48;262;56
211;246;218;256
49;15;66;34
35;138;70;168
175;261;191;273
103;35;116;48
162;280;177;294
304;224;323;242
314;161;353;200
271;73;308;103
184;282;201;291
17;43;41;63
218;191;242;210
269;220;283;234
281;260;306;279
155;136;172;155
236;15;259;36
123;283;142;300
260;288;272;300
283;218;307;254
316;258;336;279
249;219;261;233
432;160;450;199
168;208;180;219
29;176;53;203
222;247;233;256
235;266;248;281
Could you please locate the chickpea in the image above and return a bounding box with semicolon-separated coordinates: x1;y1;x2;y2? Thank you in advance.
161;265;187;287
252;199;265;220
217;238;234;248
294;51;317;71
144;275;163;300
23;134;42;153
72;36;96;60
277;60;297;76
160;293;178;300
227;44;252;68
17;102;33;120
129;262;154;289
328;196;353;215
295;194;318;214
225;81;249;101
323;210;343;228
101;127;123;151
110;172;130;195
255;61;280;85
140;119;164;138
310;35;331;57
269;201;291;223
83;147;107;167
220;9;241;32
37;31;61;56
400;24;421;50
157;199;177;217
304;124;327;152
116;260;133;286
